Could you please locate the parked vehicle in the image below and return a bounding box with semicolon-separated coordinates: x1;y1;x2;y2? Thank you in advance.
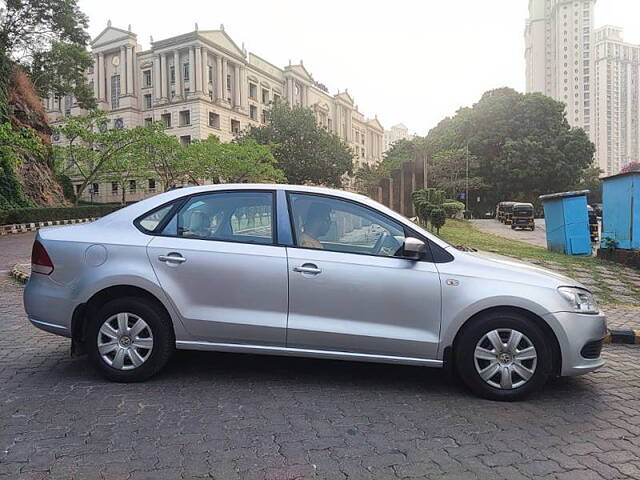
497;201;516;224
588;205;599;243
24;184;606;401
511;203;535;231
502;202;517;225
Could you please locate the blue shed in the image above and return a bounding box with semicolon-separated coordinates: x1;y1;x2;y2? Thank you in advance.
601;171;640;250
539;190;591;255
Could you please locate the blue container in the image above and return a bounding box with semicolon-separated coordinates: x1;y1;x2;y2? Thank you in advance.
539;190;591;255
600;171;640;250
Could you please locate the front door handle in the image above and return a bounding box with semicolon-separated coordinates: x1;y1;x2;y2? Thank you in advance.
293;264;322;275
158;253;187;264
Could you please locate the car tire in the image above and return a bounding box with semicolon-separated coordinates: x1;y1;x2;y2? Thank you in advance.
86;296;174;382
511;225;516;230
531;226;535;231
454;311;552;401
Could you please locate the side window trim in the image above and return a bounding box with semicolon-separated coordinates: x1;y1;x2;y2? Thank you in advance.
135;189;279;247
285;191;433;261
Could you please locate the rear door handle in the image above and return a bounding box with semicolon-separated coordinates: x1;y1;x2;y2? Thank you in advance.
293;264;322;275
158;254;187;264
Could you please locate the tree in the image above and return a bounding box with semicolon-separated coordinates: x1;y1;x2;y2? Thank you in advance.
102;150;148;205
430;148;485;200
130;123;185;191
0;0;94;116
423;88;595;215
574;165;603;204
54;111;151;204
185;136;285;184
0;122;43;209
240;102;353;187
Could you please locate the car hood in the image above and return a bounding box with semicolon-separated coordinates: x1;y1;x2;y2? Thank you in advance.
450;248;586;291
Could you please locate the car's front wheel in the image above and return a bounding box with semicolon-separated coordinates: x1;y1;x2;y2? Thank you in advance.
455;311;552;401
86;297;174;382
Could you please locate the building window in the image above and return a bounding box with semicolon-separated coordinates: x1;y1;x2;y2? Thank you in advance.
143;69;152;87
261;109;267;124
161;113;171;128
129;180;137;193
250;105;258;121
209;112;220;129
144;94;152;109
64;95;73;115
231;119;240;134
262;88;269;104
179;110;190;126
170;66;175;84
180;135;191;147
184;87;190;97
273;93;280;103
144;117;153;127
249;83;257;100
148;179;156;191
183;63;189;81
111;182;118;194
208;65;213;83
111;75;120;108
92;183;100;195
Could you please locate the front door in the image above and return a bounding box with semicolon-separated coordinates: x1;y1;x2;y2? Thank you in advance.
285;193;442;359
147;190;288;346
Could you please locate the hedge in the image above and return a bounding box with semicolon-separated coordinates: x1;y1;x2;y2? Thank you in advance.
0;204;123;225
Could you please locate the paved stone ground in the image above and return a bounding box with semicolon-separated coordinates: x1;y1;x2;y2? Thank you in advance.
2;232;640;479
471;219;548;248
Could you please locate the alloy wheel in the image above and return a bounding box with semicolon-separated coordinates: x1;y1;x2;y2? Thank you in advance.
473;328;538;390
97;312;154;370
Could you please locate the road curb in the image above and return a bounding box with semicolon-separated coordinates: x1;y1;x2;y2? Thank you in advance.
604;329;640;345
0;217;97;236
9;264;30;284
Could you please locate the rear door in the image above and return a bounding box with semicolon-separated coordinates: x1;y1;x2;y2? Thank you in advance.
145;190;288;346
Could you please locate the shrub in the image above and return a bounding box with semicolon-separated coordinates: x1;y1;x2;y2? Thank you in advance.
0;204;122;225
442;201;465;218
56;174;76;203
430;208;446;234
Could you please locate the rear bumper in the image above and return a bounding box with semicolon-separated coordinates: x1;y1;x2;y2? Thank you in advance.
545;311;607;376
23;274;75;338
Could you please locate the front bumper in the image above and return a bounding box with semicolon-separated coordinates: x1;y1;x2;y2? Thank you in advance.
545;311;607;376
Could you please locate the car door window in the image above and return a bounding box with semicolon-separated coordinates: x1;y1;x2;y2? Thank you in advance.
162;191;274;244
289;193;406;256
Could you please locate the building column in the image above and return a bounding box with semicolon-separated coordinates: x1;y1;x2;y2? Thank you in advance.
221;58;228;103
174;49;182;100
194;46;202;94
215;55;223;102
201;48;208;95
160;53;168;101
233;64;241;109
126;45;134;95
188;47;195;97
240;67;248;111
97;53;105;102
120;46;127;94
93;55;100;101
304;85;309;107
153;54;161;101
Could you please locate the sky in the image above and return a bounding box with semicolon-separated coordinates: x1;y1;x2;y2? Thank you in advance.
78;0;640;136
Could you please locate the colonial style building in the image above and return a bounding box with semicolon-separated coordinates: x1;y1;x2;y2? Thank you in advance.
46;22;384;202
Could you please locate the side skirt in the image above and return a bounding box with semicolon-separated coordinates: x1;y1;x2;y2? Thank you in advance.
175;341;443;367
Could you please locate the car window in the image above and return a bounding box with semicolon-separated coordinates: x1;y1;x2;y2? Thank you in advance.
138;204;174;233
162;191;274;244
289;193;406;257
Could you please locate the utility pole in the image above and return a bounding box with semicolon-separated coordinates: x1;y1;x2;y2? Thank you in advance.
465;143;470;216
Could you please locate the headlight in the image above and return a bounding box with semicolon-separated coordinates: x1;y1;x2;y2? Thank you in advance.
558;286;599;314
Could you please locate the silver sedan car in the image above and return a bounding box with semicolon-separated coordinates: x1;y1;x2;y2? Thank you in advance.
24;184;606;400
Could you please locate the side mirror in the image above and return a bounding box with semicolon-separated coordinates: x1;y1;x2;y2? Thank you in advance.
403;237;426;260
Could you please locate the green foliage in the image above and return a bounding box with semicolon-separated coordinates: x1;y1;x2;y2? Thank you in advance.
430;148;485;199
411;188;447;230
430;208;446;234
55;173;76;203
0;122;43;210
0;0;94;113
185;136;286;185
603;236;619;252
421;88;595;215
0;204;121;225
574;166;603;204
54;111;154;203
240;102;353;187
442;201;465;218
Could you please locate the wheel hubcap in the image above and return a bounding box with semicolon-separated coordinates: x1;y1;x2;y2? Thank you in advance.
473;328;537;390
97;312;153;370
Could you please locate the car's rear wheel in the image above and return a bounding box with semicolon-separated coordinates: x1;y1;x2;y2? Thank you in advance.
86;297;174;382
455;311;552;401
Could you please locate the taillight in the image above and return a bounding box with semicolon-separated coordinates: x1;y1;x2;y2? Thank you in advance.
31;240;54;275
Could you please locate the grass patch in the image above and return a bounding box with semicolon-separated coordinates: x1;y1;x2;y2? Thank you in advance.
434;219;640;306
